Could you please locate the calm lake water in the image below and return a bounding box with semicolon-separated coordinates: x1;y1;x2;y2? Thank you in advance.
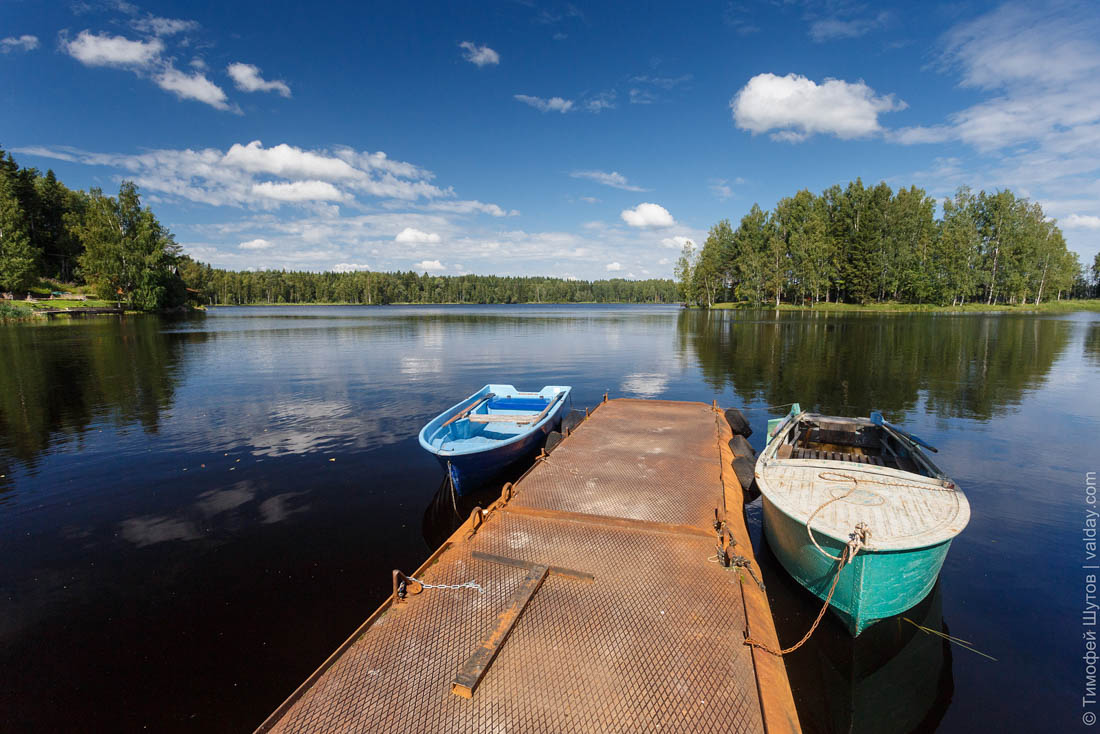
1;304;1097;732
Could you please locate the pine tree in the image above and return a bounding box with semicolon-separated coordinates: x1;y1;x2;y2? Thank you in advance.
0;171;39;294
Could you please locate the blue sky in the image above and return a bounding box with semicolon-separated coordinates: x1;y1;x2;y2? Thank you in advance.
3;0;1099;278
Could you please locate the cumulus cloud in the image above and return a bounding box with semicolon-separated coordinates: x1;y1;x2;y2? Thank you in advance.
15;140;482;213
731;72;906;142
156;66;233;110
226;141;360;180
0;35;38;53
227;62;291;97
605;262;623;271
570;170;647;191
660;235;694;249
459;41;499;67
621;203;675;228
1063;214;1100;230
332;263;371;272
414;260;446;272
131;16;199;36
514;94;573;113
239;238;273;250
62;30;164;68
61;30;235;111
395;227;442;243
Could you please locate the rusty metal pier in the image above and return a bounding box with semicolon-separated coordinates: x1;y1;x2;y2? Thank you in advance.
258;399;800;733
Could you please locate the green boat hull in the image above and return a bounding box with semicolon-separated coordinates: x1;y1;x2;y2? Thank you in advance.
762;496;952;636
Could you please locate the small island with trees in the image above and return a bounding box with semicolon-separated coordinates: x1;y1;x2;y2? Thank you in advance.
676;179;1099;310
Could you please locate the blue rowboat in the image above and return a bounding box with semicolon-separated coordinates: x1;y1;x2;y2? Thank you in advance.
756;406;969;636
418;384;572;495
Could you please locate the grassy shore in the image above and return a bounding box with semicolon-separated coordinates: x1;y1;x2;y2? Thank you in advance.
706;299;1100;313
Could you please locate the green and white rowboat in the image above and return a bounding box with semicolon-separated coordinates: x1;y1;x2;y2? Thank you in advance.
756;405;970;636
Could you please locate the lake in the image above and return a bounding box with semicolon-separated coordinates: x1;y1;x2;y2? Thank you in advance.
1;304;1097;732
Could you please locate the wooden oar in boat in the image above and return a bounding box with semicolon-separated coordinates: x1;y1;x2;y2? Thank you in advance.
870;411;938;452
440;393;495;429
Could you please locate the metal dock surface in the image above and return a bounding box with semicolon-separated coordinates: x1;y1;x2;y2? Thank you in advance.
258;399;800;733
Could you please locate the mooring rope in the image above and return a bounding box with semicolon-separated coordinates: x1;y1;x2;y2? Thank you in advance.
744;526;867;657
403;576;485;594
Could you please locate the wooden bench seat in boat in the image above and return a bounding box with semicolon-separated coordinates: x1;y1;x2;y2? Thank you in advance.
790;447;885;466
467;413;542;425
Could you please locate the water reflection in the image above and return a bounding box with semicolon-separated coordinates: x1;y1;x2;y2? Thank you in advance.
0;315;203;492
1086;322;1100;365
677;309;1074;419
0;304;1095;733
761;522;955;734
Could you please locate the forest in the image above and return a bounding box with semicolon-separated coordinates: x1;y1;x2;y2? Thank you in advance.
676;180;1098;307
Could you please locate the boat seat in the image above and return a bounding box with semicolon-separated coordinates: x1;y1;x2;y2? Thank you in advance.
792;448;884;466
468;413;541;425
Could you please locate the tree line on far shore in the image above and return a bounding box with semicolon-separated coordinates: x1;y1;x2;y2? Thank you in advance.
676;178;1098;307
180;262;678;305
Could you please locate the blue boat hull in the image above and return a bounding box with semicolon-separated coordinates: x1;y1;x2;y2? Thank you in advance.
436;409;564;495
419;385;571;496
762;496;952;636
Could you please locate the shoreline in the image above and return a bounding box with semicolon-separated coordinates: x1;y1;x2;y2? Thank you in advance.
701;299;1100;314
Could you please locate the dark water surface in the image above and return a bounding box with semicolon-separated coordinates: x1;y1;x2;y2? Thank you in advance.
1;305;1097;732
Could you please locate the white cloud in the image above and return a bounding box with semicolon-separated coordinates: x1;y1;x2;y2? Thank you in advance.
731;72;906;142
131;16;199;36
156;66;232;110
16;142;477;212
227;62;291;97
421;200;509;217
224;141;361;180
62;30;163;68
621;203;675;228
459;41;499;67
710;179;733;199
514;94;574;113
585;91;617;112
0;35;38;53
605;262;623;271
332;263;371;272
570;170;647;191
1063;214;1100;230
809;12;890;42
251;180;346;202
660;235;694;249
580;196;600;203
239;238;273;250
414;260;446;272
395;227;442;243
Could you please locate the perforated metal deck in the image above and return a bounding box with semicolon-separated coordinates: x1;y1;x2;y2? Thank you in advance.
258;399;800;734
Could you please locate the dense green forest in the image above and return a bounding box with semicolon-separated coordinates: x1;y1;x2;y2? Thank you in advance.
676;179;1099;307
178;262;677;305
